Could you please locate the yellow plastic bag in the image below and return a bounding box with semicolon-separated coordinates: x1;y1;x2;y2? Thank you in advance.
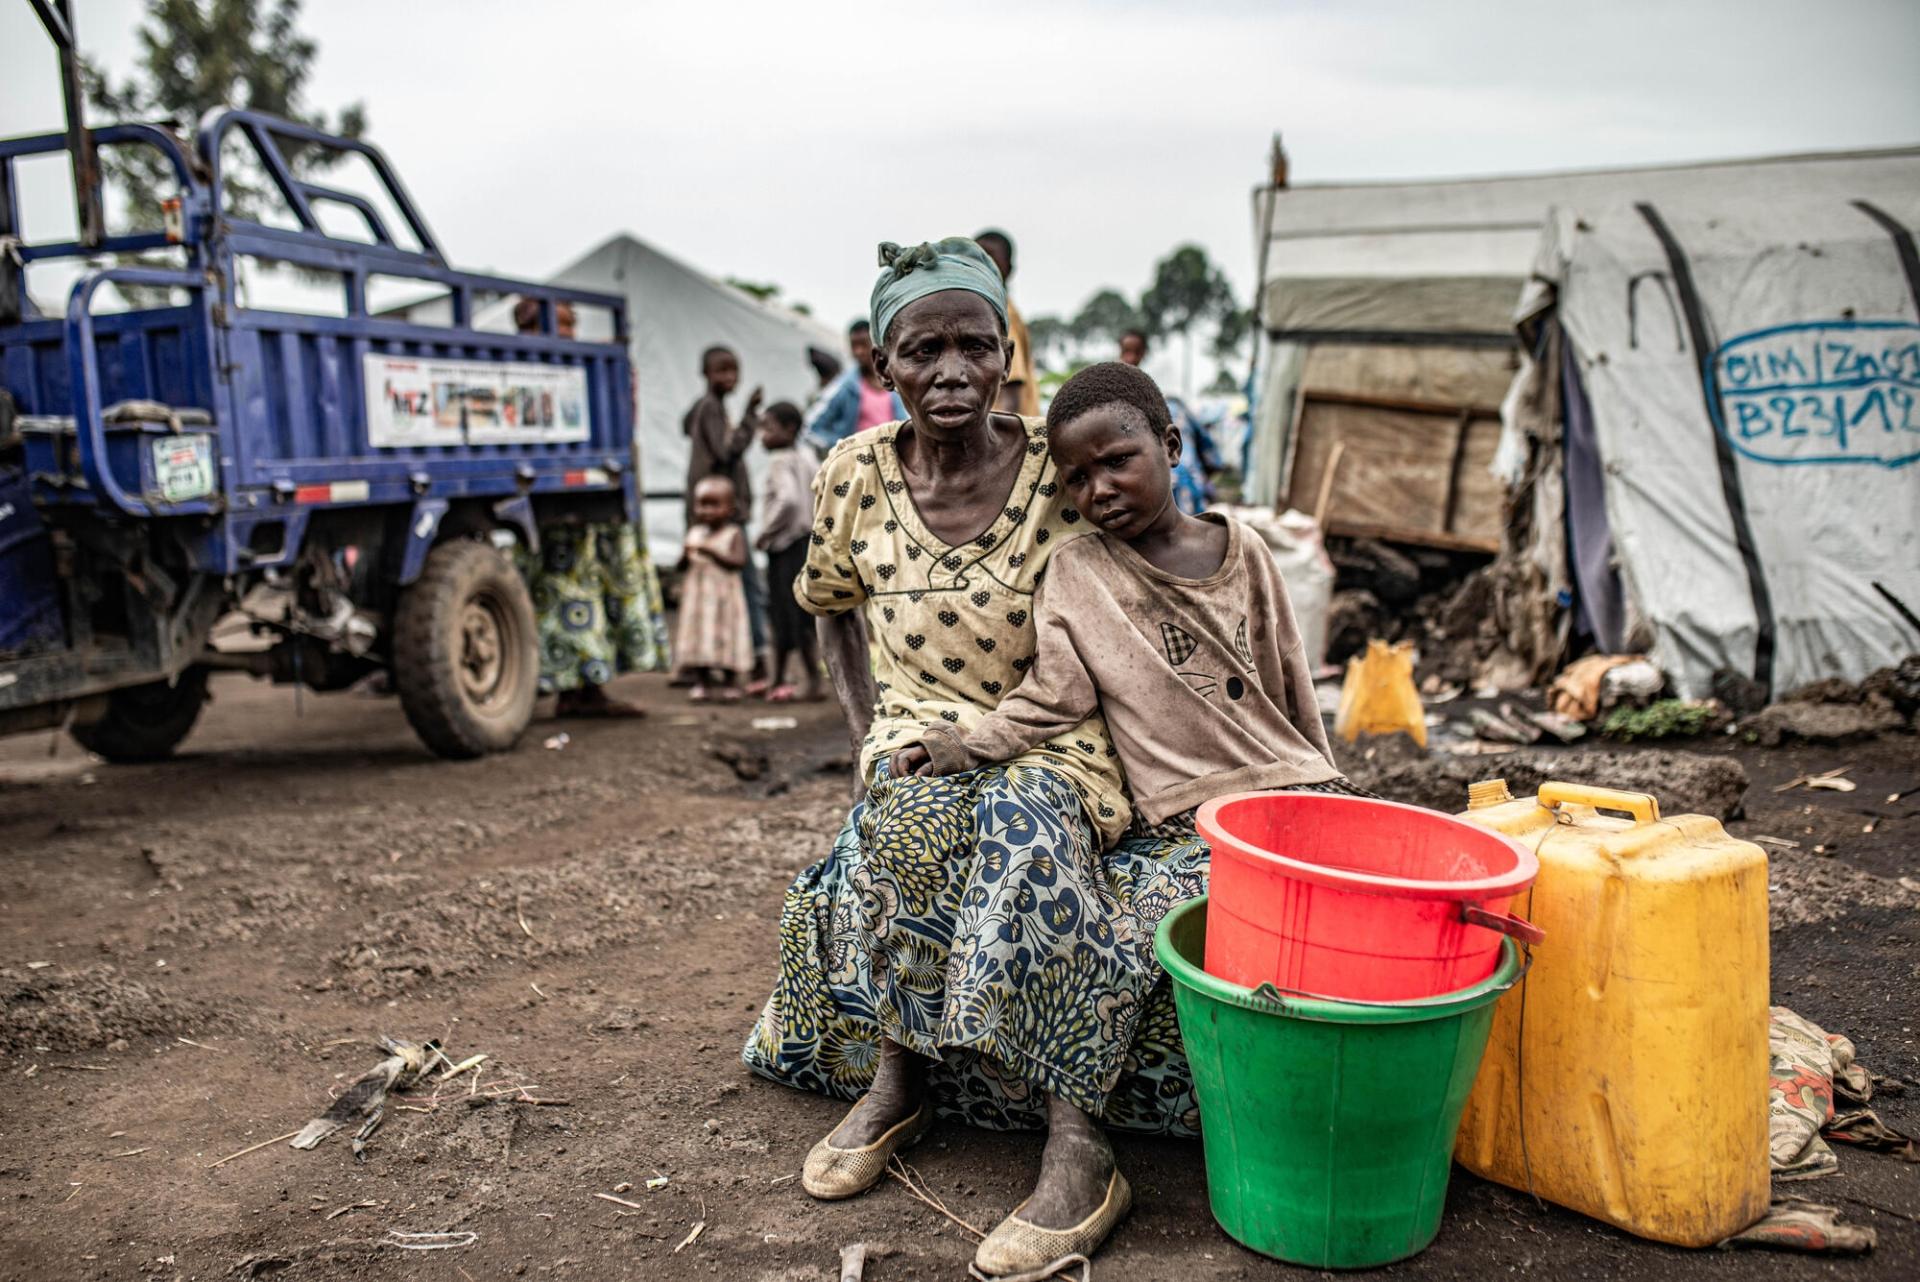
1334;639;1427;747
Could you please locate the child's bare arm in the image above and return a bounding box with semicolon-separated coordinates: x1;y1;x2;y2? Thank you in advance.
913;579;1098;775
698;527;747;570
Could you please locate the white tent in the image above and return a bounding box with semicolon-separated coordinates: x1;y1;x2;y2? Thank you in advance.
1245;149;1920;545
382;233;842;557
1500;172;1920;699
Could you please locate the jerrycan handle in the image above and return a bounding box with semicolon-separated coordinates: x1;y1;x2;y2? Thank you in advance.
1460;903;1545;945
1536;781;1660;824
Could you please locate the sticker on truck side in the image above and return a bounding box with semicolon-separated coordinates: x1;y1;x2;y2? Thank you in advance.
364;353;592;449
149;434;217;503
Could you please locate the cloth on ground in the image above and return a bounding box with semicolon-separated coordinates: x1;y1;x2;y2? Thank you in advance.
1717;1199;1875;1254
1546;653;1640;722
1768;1005;1918;1181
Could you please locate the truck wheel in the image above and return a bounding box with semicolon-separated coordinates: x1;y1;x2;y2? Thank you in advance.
392;538;538;759
71;666;210;762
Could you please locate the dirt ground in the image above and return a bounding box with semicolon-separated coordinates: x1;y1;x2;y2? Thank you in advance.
1;672;1915;1281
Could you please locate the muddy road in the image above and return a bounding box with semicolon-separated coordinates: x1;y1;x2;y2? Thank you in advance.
1;673;1916;1280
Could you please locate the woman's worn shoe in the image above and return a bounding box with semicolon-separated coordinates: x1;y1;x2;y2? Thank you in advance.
971;1169;1132;1278
800;1102;933;1200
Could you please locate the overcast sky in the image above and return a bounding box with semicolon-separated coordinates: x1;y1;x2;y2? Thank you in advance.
4;0;1918;332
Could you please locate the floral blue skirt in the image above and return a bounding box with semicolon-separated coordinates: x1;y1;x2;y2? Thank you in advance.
742;761;1209;1135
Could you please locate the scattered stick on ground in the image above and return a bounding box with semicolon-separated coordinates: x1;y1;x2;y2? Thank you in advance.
111;1147;148;1158
175;1037;219;1051
207;1129;304;1169
439;1053;486;1082
383;1231;477;1251
594;1192;645;1210
51;1064;111;1072
516;896;535;939
1774;767;1856;794
887;1157;986;1239
324;1200;377;1220
672;1220;706;1254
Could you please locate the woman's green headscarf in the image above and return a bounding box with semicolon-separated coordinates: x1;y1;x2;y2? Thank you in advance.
869;238;1008;345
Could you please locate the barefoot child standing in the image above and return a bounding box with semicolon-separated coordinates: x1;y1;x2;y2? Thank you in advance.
755;402;822;701
675;476;754;701
892;361;1361;819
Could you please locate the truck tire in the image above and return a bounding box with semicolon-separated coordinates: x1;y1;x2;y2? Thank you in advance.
392;538;538;759
71;666;210;762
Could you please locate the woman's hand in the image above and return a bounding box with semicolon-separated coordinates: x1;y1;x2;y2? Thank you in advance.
889;744;934;778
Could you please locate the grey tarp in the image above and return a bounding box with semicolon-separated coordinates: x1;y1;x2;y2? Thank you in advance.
1509;184;1920;697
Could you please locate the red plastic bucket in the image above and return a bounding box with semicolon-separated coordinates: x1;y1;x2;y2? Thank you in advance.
1198;791;1541;1002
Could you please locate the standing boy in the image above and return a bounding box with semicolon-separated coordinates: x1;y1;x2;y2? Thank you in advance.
755;402;822;701
683;346;769;686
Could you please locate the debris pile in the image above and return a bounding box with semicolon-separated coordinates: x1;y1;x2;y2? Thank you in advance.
1341;740;1750;822
1;963;213;1054
1742;657;1920;747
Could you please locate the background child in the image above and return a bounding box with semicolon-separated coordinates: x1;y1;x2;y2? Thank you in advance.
892;361;1361;826
675;475;754;701
755;402;822;701
682;346;769;692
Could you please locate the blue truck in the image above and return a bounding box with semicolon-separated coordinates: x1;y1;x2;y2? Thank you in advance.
1;12;637;760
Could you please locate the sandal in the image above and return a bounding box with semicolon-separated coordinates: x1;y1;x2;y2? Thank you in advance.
971;1169;1132;1278
766;684;797;703
688;685;709;703
801;1102;933;1201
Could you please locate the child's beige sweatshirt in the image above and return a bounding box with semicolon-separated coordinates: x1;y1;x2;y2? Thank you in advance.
918;513;1341;823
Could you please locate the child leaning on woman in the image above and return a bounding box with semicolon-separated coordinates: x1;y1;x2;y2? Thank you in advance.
892;361;1367;830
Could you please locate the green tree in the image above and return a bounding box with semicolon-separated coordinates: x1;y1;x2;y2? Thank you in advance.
1212;304;1253;364
87;0;366;231
1070;288;1141;354
725;278;782;302
1025;313;1071;371
1141;245;1235;397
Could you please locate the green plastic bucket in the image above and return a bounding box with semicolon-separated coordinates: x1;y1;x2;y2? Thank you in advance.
1156;895;1521;1269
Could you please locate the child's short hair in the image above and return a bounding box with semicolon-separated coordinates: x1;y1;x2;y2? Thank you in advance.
764;401;803;432
1046;361;1174;437
700;345;735;374
692;474;737;503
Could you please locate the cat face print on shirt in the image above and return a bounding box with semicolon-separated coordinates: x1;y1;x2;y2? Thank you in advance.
1160;618;1261;704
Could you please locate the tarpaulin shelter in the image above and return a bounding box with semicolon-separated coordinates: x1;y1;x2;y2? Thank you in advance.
1245;148;1920;565
1497;152;1920;700
381;233;841;556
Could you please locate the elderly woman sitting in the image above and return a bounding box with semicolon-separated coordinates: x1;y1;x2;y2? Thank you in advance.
743;238;1208;1275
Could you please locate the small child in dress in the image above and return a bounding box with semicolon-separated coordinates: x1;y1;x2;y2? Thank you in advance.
755;402;823;702
675;475;754;702
891;361;1360;826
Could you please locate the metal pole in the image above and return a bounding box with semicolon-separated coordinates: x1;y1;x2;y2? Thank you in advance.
30;0;105;250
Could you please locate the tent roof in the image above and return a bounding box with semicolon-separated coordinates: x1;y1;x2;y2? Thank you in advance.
1255;146;1920;339
375;232;842;555
1510;185;1920;698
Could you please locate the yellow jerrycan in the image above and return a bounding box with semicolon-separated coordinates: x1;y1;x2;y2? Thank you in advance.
1452;780;1770;1247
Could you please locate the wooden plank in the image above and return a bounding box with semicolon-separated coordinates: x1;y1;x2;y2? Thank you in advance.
1301;389;1504;420
1323;519;1500;555
1283;395;1505;548
1297;343;1518;408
